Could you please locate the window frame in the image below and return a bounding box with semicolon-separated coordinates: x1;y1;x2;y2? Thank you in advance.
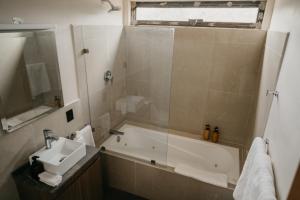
131;1;266;29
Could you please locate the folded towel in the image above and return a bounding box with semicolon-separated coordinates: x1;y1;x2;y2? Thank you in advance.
233;137;276;200
26;62;51;98
38;172;62;187
75;125;95;147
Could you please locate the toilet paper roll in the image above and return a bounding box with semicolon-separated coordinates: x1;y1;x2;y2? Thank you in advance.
75;125;96;147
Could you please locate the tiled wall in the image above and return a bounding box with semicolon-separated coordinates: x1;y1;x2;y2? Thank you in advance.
0;100;85;200
169;27;266;145
102;153;234;200
77;26;266;147
73;25;127;146
125;26;174;127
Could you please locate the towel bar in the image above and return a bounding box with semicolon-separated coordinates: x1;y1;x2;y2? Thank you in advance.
265;138;270;155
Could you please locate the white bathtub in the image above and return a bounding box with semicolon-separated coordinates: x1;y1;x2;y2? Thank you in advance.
101;124;240;188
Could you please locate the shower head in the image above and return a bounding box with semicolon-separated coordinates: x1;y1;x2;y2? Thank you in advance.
102;0;121;12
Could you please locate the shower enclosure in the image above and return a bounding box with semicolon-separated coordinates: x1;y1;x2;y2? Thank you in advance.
125;27;174;128
73;24;265;169
73;25;175;165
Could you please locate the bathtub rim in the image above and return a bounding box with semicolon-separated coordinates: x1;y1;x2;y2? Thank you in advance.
101;121;242;188
100;149;237;190
114;120;245;170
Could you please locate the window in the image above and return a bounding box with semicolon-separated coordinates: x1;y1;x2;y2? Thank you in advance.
131;1;266;28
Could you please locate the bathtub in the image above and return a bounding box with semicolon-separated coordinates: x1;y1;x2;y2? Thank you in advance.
101;124;240;188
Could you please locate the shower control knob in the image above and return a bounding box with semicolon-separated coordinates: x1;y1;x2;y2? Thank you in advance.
82;48;89;55
266;90;279;98
104;70;113;82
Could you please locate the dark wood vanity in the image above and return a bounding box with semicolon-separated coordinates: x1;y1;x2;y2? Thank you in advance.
12;146;103;200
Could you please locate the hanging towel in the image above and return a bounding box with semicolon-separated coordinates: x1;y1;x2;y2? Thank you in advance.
239;137;266;178
75;125;96;147
26;62;51;98
233;137;276;200
38;171;62;187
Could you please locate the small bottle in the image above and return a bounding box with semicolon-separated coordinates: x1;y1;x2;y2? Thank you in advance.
30;156;44;180
202;124;211;140
212;127;220;143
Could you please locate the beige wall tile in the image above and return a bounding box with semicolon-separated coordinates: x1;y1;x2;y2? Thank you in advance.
184;177;234;200
92;113;111;146
104;154;234;200
170;28;266;145
202;90;254;144
102;154;135;194
170;85;208;134
214;28;266;45
204;90;253;124
175;27;215;44
210;43;262;95
151;169;187;200
89;87;112;122
125;27;174;127
134;162;156;199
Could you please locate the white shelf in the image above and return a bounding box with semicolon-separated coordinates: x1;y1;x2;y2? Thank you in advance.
0;24;56;31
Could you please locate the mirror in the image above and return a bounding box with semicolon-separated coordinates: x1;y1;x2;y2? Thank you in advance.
0;30;63;132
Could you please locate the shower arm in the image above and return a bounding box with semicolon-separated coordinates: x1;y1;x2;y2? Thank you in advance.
102;0;121;12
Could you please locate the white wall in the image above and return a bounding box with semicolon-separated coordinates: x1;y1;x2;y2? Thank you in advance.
0;1;123;199
0;0;123;104
263;0;300;199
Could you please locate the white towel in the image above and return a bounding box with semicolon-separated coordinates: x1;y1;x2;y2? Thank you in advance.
38;171;62;187
233;137;276;200
75;125;96;147
26;62;51;98
238;137;266;182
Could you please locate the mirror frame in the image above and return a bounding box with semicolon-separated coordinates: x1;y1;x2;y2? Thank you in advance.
0;24;64;133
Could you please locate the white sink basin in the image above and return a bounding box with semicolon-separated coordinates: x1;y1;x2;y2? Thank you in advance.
29;137;86;175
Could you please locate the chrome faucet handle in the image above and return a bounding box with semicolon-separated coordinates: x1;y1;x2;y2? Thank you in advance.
43;129;53;136
43;129;58;149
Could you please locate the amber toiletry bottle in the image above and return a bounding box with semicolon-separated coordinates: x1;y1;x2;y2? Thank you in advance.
202;124;211;140
212;127;220;143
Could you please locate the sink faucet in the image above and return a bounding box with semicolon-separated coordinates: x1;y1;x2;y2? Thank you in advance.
43;129;59;149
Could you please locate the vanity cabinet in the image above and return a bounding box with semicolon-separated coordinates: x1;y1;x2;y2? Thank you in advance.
13;146;103;200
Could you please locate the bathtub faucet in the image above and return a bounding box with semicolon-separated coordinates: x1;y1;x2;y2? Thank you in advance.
109;129;124;135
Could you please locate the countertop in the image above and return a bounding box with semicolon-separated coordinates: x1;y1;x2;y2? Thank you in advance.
12;146;100;198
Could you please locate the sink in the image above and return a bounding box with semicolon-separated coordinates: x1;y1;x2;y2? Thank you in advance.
29;137;86;175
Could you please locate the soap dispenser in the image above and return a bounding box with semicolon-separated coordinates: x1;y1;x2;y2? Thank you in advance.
212;127;220;143
202;124;211;140
30;156;44;180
